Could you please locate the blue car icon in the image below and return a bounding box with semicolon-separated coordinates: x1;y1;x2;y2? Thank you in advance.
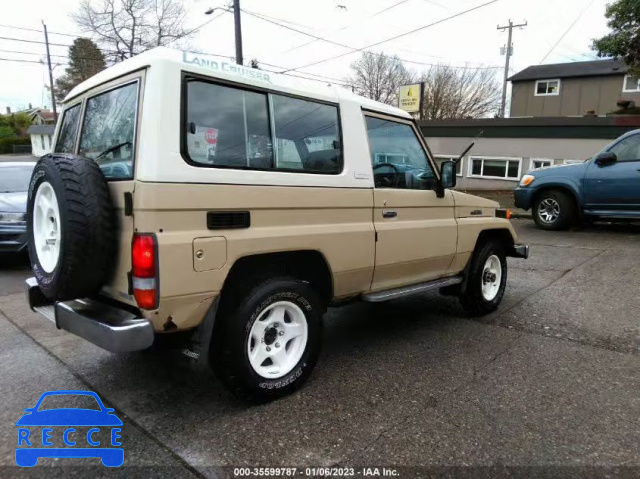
16;390;123;467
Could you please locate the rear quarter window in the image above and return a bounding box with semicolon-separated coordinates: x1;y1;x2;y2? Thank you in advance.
54;104;81;153
79;81;139;180
183;78;342;174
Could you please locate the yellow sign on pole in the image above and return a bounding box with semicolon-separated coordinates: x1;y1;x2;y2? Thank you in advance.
398;83;422;113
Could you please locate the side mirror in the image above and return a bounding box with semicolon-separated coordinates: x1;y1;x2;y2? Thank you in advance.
440;160;457;190
595;151;617;165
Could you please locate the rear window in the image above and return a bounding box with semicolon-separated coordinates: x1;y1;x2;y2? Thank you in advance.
184;79;342;174
54;104;81;154
79;81;139;180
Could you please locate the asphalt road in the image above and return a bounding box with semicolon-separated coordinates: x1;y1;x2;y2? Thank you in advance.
0;154;38;163
1;219;639;477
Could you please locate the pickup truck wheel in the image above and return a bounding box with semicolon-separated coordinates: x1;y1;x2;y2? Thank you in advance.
533;190;576;231
26;154;117;301
459;240;507;316
211;277;323;403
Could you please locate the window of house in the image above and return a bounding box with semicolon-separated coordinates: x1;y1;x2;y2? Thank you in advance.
54;103;81;153
434;155;463;176
469;157;521;180
79;81;139;180
365;116;437;191
623;75;640;92
184;79;342;174
535;79;560;96
532;158;553;169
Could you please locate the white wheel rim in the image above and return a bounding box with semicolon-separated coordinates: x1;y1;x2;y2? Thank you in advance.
247;301;308;379
33;182;61;274
481;255;502;301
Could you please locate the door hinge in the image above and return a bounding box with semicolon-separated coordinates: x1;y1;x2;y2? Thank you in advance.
124;192;133;216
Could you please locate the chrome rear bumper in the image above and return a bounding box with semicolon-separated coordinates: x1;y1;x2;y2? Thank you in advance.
25;277;153;353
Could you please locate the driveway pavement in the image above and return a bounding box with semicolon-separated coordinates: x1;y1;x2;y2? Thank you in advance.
1;220;639;477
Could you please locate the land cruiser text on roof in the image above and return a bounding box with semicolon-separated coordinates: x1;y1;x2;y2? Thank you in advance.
25;48;528;402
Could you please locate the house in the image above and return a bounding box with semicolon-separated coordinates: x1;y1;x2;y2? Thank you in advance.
6;105;56;125
508;59;640;117
27;124;55;157
421;116;640;190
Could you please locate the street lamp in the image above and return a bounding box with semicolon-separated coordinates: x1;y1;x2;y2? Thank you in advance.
205;0;243;66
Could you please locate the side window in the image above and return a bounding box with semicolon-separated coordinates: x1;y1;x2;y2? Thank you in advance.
186;81;272;168
184;79;342;174
54;104;81;153
271;95;341;173
79;81;139;180
365;116;436;190
608;135;640;162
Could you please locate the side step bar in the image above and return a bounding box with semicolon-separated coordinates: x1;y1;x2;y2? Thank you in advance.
362;276;463;303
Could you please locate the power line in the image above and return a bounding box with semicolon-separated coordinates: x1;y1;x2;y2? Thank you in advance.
0;23;79;38
0;34;121;57
281;0;410;54
243;7;501;72
539;0;596;63
284;0;500;73
0;48;50;58
0;35;72;48
0;57;66;65
186;9;229;36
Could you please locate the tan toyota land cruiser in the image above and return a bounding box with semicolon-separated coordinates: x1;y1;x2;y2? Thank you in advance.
25;48;528;402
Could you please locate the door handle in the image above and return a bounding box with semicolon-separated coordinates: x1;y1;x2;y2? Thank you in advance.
382;210;397;218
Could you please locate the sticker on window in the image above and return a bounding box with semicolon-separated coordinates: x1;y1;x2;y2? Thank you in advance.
187;126;219;163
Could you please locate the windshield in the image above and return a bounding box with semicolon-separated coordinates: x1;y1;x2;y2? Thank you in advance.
37;394;101;411
0;165;34;193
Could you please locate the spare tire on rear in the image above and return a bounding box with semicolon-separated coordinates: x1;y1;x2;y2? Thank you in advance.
27;153;118;301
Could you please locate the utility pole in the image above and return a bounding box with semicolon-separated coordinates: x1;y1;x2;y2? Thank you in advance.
42;21;57;121
233;0;244;65
497;20;527;118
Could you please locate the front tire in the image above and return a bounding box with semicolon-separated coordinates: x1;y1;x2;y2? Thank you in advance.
211;277;323;403
533;190;576;231
459;240;507;316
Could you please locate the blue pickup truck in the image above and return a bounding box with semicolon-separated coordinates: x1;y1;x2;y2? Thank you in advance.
514;130;640;230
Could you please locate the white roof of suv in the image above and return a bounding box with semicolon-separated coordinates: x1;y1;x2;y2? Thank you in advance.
65;47;411;119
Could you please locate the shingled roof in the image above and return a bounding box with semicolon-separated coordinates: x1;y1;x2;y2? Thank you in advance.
508;59;628;82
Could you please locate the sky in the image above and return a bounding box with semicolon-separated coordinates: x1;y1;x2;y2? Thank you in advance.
0;0;612;114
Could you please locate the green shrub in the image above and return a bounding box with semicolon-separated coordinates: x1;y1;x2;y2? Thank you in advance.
0;136;31;154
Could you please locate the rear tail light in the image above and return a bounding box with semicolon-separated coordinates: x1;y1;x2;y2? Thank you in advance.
131;233;158;310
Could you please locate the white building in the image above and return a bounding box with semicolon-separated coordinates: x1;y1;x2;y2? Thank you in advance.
27;125;55;157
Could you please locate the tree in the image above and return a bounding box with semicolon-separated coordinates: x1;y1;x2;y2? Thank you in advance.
592;0;640;76
0;112;32;137
72;0;193;62
419;65;501;120
346;52;415;105
54;38;106;102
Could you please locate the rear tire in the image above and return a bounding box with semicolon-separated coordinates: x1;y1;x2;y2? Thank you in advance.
211;277;324;403
459;239;507;316
533;190;576;231
27;154;117;301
